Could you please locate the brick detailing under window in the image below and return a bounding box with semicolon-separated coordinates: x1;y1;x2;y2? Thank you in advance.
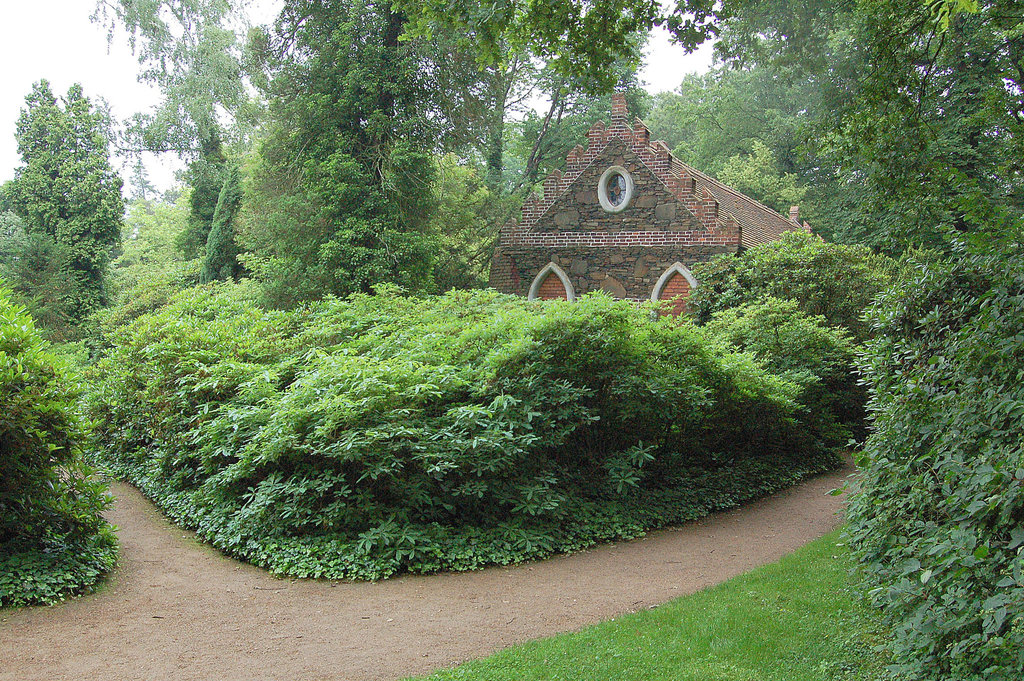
536;272;569;300
656;271;691;317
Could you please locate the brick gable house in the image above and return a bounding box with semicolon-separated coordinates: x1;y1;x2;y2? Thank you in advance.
489;93;809;314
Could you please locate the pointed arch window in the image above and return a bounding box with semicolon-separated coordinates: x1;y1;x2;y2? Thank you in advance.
651;263;698;317
528;262;575;302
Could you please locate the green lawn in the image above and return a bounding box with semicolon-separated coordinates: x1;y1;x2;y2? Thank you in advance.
409;530;886;681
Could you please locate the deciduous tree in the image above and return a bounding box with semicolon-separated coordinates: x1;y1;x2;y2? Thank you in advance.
93;0;248;257
237;0;443;306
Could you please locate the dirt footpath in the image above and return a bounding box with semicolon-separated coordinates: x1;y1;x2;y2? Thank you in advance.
0;467;851;681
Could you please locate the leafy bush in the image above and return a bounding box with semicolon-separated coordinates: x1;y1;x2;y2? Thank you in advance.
847;235;1024;681
88;286;839;580
0;286;117;607
703;297;865;448
689;230;896;341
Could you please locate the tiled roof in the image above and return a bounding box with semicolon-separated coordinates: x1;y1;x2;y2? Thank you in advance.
669;159;800;248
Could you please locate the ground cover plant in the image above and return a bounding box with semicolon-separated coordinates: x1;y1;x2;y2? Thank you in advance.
408;530;886;681
847;233;1024;681
0;286;117;607
87;285;841;580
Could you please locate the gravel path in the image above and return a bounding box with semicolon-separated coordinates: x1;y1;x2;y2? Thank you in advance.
0;466;851;681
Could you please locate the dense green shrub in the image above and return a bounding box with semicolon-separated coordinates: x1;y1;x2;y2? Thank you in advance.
0;287;117;607
703;297;865;448
88;286;839;579
689;230;896;340
847;236;1024;681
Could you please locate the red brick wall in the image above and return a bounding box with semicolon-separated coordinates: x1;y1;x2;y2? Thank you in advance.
657;272;691;317
536;272;569;300
489;250;516;293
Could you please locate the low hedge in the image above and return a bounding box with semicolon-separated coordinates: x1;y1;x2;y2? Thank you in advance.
88;286;840;579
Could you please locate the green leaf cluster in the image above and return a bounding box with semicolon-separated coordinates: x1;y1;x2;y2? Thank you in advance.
646;68;813;216
703;0;1024;252
236;0;443;307
396;0;659;93
0;286;117;607
0;228;84;342
689;231;897;342
704;297;866;448
847;230;1024;681
86;286;839;580
107;196;191;300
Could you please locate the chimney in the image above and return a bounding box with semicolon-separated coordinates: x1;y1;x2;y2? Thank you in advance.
611;92;628;125
789;205;800;222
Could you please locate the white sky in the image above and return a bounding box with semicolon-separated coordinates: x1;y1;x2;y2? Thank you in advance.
0;2;713;195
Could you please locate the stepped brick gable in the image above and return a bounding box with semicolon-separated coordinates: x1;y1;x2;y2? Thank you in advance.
489;93;807;313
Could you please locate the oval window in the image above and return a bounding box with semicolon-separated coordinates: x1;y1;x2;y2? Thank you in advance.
598;166;634;213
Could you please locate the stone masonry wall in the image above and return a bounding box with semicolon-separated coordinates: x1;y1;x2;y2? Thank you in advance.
494;246;736;300
489;93;749;301
534;139;701;233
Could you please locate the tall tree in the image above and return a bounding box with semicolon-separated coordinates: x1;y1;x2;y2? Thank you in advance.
701;0;1024;251
93;0;248;156
93;0;249;257
238;0;441;306
6;81;124;318
401;1;652;191
397;0;663;91
176;131;228;258
200;164;243;283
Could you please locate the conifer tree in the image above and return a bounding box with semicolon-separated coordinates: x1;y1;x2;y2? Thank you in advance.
6;81;124;318
200;164;242;283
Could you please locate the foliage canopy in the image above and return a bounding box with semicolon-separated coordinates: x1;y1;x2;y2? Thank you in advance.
4;81;124;321
689;231;897;342
848;230;1024;681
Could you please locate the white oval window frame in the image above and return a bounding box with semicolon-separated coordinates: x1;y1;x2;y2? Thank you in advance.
598;166;634;213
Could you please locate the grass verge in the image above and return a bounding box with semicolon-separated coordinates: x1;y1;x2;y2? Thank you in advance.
409;529;886;681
